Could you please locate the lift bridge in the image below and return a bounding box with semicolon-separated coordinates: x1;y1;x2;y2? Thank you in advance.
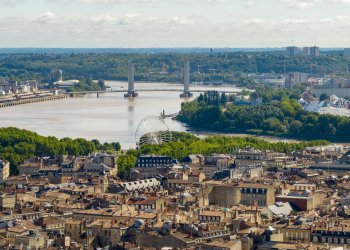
69;61;242;98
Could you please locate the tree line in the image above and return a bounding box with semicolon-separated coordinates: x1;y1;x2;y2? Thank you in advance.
0;127;120;175
0;128;328;178
177;89;350;141
0;52;349;83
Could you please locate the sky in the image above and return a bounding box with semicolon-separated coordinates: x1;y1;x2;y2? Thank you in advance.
0;0;350;48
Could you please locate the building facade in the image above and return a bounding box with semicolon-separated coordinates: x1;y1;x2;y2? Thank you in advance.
0;160;10;184
285;73;309;89
135;155;176;178
206;183;276;207
286;46;299;57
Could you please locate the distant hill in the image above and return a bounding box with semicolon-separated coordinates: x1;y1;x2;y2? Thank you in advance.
0;47;344;54
0;47;284;54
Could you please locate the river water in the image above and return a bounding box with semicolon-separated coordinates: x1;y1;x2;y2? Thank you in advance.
0;81;247;148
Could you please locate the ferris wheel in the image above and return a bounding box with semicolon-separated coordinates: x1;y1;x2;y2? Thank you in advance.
135;116;172;147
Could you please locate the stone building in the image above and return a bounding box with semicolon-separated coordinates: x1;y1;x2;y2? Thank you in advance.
205;183;276;207
203;154;234;179
135;155;176;178
235;149;284;168
0;159;10;184
86;219;128;248
0;193;16;209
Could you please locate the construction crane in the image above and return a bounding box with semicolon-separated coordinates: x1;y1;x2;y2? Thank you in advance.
197;65;204;74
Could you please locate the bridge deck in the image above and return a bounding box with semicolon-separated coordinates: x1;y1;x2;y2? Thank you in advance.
70;88;242;95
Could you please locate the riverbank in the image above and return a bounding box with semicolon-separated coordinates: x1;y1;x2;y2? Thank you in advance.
174;120;302;143
0;94;69;108
181;123;350;144
190;130;303;143
0;81;255;148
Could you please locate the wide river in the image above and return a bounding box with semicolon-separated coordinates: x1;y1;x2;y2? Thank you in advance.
0;81;248;148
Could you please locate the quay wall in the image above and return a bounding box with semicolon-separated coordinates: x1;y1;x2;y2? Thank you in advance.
0;94;69;108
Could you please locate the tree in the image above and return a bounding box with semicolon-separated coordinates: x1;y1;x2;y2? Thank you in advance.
117;154;137;178
178;89;350;141
0;127;119;174
290;120;303;134
92;139;101;147
198;93;204;103
281;99;296;117
251;92;258;100
220;93;227;105
114;142;121;151
263;118;286;133
320;93;329;101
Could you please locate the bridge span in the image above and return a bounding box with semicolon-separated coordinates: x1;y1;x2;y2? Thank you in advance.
69;88;243;96
70;61;244;98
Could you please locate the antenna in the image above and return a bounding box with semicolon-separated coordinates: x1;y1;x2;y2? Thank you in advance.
196;65;204;83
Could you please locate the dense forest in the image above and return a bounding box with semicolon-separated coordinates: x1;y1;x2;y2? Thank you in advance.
177;89;350;141
0;52;349;83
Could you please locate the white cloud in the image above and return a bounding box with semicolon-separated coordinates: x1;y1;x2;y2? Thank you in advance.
279;0;350;8
6;0;350;8
279;0;319;8
124;13;141;18
34;12;60;24
117;13;141;25
0;13;349;47
90;15;117;23
169;16;196;25
50;0;158;3
1;0;350;47
0;0;23;5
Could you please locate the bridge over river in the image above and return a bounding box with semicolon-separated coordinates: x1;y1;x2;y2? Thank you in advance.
70;61;244;98
69;88;243;96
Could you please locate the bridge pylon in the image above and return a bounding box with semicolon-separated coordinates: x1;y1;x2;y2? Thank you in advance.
124;62;138;98
180;61;193;98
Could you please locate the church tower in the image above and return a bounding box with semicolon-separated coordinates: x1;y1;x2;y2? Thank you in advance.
98;171;108;193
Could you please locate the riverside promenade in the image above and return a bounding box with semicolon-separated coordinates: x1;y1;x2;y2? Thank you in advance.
0;94;69;108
